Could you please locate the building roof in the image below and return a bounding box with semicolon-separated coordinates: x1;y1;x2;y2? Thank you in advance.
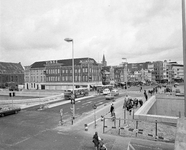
0;62;24;74
31;57;98;69
172;64;184;67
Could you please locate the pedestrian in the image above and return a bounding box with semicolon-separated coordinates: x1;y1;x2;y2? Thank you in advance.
144;90;148;101
123;95;129;108
92;132;100;150
139;99;143;107
110;103;114;117
140;86;142;92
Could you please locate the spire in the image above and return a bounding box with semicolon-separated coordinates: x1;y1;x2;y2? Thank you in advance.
102;54;105;62
101;54;107;66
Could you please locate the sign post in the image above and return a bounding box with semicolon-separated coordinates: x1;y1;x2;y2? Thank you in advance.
93;104;97;128
71;94;75;125
59;108;63;125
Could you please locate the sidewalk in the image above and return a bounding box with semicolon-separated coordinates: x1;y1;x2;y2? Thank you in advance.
67;91;175;150
69;95;142;150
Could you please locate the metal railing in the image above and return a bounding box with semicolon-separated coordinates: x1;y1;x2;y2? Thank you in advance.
102;117;176;143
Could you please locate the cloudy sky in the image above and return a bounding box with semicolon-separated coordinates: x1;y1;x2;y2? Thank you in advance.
0;0;185;66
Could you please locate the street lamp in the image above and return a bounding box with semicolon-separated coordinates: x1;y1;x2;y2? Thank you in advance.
182;0;186;117
122;58;128;90
64;38;75;123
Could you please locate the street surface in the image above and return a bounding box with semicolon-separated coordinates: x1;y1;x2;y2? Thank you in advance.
0;89;130;150
0;85;182;149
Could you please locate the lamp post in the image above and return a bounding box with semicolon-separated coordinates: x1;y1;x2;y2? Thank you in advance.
122;58;128;90
182;0;186;117
64;38;75;123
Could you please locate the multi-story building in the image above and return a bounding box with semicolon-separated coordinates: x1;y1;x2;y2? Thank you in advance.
171;64;184;81
0;62;24;89
153;61;163;82
25;57;103;90
24;62;46;90
113;67;123;84
141;69;152;82
127;62;151;73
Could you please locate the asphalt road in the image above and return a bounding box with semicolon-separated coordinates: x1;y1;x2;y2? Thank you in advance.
0;86;150;150
0;91;127;150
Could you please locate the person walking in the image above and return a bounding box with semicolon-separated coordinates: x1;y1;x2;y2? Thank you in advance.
139;99;143;107
123;95;129;108
144;90;148;101
92;132;100;150
110;103;114;117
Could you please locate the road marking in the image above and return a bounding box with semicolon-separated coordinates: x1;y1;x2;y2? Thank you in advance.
87;117;101;126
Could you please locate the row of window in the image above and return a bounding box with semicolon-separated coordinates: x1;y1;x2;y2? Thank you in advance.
45;68;101;74
46;75;101;82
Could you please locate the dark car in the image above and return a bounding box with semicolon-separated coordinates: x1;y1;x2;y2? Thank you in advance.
0;107;21;117
105;93;114;100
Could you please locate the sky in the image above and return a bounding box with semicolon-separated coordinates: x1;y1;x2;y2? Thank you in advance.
0;0;185;66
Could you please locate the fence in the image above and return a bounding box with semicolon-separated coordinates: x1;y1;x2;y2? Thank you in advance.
102;117;176;143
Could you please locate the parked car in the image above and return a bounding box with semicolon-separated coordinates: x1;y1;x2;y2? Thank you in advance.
103;88;110;95
105;93;114;100
111;89;119;96
0;107;21;117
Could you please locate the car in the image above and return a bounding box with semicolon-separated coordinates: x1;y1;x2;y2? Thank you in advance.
102;88;110;95
111;89;119;96
105;93;114;100
0;107;21;117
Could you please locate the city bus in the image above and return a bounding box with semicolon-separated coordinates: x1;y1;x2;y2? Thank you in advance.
64;87;89;100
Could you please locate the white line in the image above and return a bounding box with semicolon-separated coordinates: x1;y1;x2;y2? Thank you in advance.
87;117;101;126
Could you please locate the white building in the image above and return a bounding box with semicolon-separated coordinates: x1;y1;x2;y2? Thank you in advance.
172;64;184;80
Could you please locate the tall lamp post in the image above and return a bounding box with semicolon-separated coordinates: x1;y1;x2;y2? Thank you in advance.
122;58;128;90
64;38;75;123
182;0;186;117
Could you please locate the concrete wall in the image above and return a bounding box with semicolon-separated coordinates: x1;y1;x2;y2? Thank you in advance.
148;95;184;117
134;95;179;123
175;117;186;150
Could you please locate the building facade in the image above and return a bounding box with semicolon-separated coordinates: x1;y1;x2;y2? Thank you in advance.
25;58;103;90
171;64;184;80
0;62;24;89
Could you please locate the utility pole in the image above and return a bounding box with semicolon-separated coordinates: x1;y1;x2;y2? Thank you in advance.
182;0;186;117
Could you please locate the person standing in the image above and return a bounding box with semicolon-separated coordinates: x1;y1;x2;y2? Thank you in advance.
110;103;114;117
144;90;148;101
123;95;129;108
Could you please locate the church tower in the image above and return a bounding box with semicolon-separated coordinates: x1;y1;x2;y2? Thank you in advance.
101;54;107;66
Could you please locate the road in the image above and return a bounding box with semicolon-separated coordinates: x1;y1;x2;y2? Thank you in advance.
0;90;128;150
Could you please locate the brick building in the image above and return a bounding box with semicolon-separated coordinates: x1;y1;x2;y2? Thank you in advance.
25;57;103;90
0;62;24;89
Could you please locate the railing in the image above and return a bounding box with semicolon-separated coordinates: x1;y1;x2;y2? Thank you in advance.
102;117;176;143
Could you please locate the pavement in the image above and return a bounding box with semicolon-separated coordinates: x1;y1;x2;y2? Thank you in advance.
0;88;177;150
55;89;176;150
54;91;145;150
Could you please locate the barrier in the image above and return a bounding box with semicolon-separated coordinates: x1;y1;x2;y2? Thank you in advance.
84;124;88;131
103;117;176;142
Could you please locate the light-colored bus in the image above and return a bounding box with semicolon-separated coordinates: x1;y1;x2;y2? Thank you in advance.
64;87;89;100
